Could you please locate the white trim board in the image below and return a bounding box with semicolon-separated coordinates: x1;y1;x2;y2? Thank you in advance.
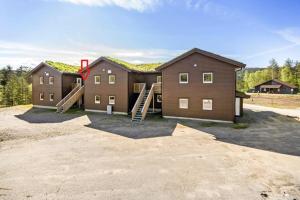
33;105;57;109
163;115;233;123
85;109;127;115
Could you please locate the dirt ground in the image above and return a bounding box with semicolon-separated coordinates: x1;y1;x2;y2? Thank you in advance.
0;106;300;200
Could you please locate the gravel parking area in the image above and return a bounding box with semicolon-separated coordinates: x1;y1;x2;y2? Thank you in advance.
0;105;299;200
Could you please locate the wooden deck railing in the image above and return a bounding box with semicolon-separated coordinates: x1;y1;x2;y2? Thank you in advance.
153;82;162;94
60;85;85;113
141;83;155;120
131;83;146;120
56;85;80;110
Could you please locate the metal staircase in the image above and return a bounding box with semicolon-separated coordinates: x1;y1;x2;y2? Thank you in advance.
132;90;149;122
56;85;85;113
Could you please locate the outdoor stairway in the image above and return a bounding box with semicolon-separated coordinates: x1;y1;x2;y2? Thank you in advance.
56;85;85;113
132;90;149;122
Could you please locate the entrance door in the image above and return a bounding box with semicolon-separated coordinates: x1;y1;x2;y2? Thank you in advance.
76;78;82;86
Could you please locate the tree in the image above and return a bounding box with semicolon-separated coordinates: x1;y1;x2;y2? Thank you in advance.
268;58;280;79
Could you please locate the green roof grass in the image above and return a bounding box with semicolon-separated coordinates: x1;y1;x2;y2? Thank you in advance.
106;57;162;72
45;61;79;73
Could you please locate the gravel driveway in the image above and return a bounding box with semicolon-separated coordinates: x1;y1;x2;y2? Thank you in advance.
0;105;299;200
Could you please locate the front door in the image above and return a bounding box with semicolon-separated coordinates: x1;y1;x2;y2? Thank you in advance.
76;78;82;86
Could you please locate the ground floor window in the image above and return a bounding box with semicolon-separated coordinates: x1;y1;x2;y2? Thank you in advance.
39;93;44;101
49;93;54;101
109;96;115;105
179;98;188;109
95;95;100;104
157;95;162;102
203;99;213;110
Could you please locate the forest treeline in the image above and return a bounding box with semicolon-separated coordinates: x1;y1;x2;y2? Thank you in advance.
0;66;32;107
237;58;300;92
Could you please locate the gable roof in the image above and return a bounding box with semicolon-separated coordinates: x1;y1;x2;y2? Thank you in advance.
29;61;79;75
85;56;162;73
255;79;297;89
156;48;246;71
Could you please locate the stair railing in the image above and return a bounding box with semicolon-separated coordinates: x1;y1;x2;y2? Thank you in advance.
60;85;85;113
56;85;80;111
141;83;155;120
131;83;146;120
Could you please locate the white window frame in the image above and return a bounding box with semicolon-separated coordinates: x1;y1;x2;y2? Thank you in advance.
94;95;101;104
49;76;54;85
49;93;54;101
109;96;115;105
40;76;44;84
179;98;188;109
203;72;213;84
179;73;188;84
108;75;116;84
203;99;213;111
157;76;162;83
94;76;100;85
157;95;162;103
39;93;44;101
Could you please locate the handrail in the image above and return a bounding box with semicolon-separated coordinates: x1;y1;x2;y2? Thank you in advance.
56;84;80;109
131;83;146;120
141;83;155;120
60;85;85;113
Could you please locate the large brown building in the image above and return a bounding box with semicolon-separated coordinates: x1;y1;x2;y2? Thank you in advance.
30;48;247;123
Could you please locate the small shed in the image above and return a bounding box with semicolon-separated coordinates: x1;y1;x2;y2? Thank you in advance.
235;91;250;117
252;79;298;94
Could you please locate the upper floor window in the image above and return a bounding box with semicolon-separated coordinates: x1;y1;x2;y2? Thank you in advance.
109;96;115;105
94;76;100;84
40;76;44;84
179;73;188;84
179;98;188;109
49;77;54;85
203;72;213;84
49;93;54;101
157;76;162;83
109;75;116;84
95;95;100;104
39;93;44;101
203;99;213;110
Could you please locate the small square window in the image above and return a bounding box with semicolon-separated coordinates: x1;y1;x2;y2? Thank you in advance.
109;96;115;105
157;95;162;103
49;93;54;101
179;73;188;84
40;77;44;84
203;99;213;110
179;98;188;109
94;76;100;84
109;75;115;84
157;76;162;83
49;77;54;85
39;93;44;101
95;95;100;104
203;73;213;83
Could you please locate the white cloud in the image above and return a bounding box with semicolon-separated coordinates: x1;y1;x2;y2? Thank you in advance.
58;0;161;12
276;27;300;45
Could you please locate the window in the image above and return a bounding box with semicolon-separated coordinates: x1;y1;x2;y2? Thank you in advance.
157;76;162;83
109;75;116;84
49;93;54;101
94;76;100;84
179;73;188;84
203;99;213;110
95;95;100;104
40;76;44;84
203;73;213;83
49;77;54;85
109;96;115;105
39;93;44;101
179;98;188;109
157;95;162;103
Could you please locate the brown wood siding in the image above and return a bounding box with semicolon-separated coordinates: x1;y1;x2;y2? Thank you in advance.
62;74;81;97
161;52;236;121
84;60;129;113
32;65;62;107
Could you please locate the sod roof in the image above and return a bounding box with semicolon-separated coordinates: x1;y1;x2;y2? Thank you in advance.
45;61;79;73
105;57;162;72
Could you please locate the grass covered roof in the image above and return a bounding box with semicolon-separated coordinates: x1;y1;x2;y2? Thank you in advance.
45;61;79;73
105;57;162;72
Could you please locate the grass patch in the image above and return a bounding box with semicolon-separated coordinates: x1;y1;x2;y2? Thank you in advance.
232;123;249;129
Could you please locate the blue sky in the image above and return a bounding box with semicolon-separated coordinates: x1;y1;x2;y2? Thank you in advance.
0;0;299;68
